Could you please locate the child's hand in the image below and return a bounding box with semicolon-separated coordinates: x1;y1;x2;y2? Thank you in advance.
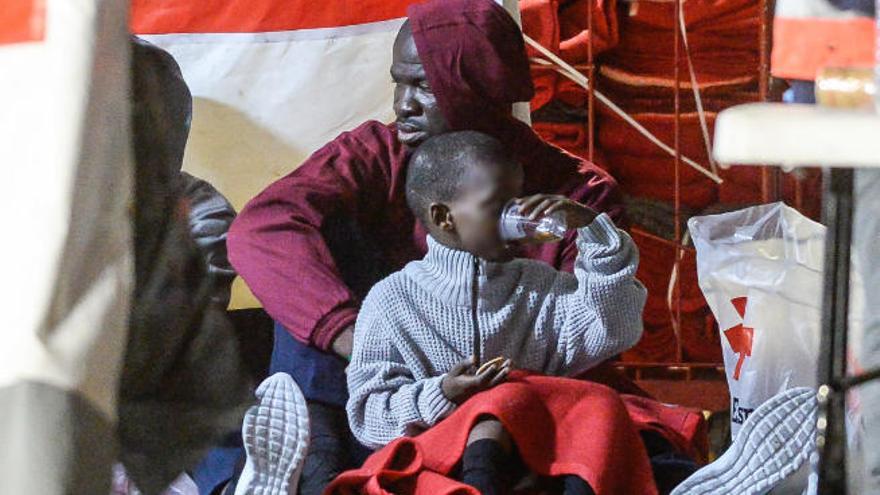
516;194;598;229
441;356;511;404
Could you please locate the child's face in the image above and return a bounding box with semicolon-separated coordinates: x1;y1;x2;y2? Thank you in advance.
447;158;524;261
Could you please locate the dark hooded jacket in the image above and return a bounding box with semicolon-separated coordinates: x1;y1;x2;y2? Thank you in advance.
120;38;250;495
228;0;623;351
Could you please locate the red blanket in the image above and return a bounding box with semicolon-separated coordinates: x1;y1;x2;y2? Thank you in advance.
327;373;706;495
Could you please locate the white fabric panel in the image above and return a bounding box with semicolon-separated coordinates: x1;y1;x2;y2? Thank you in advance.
0;0;132;420
143;21;404;308
142;20;403;213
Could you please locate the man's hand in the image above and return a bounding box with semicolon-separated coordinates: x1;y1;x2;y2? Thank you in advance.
441;356;511;404
331;326;355;360
516;194;598;230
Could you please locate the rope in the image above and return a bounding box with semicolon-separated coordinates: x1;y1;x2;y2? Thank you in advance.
524;35;723;184
677;0;719;176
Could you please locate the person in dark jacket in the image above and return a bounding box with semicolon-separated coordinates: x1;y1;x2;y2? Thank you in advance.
119;37;251;495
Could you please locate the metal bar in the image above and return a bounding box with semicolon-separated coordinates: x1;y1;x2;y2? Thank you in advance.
614;362;726;370
587;0;595;162
816;167;854;494
795;173;805;212
529;63;593;71
758;0;780;202
757;0;771;102
673;0;683;363
840;366;880;390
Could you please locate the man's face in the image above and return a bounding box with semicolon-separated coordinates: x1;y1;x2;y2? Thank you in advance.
391;23;449;147
446;159;524;261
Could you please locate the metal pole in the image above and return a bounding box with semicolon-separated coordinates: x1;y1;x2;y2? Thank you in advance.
758;0;780;202
587;0;595;162
673;0;683;363
816;167;854;494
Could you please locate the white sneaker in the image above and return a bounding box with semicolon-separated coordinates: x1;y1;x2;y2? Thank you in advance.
234;373;310;495
671;387;818;495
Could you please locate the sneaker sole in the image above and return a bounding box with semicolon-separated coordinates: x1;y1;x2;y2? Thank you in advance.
235;373;309;495
671;387;817;495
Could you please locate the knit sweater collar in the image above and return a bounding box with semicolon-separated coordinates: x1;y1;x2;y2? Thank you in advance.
408;235;482;306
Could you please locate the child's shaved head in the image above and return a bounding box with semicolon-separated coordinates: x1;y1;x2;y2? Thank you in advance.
405;131;523;261
406;131;517;224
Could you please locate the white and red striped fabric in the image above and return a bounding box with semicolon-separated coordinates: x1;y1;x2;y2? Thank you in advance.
132;0;520;308
131;1;416;212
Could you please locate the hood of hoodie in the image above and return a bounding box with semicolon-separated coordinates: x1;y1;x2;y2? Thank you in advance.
407;0;535;142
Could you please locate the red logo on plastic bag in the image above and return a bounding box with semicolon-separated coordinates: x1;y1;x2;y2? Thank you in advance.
1;0;45;45
724;297;754;381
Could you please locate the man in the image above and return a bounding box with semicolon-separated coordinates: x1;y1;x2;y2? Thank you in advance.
225;1;632;493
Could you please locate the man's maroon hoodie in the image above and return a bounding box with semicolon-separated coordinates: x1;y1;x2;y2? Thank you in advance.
227;0;623;352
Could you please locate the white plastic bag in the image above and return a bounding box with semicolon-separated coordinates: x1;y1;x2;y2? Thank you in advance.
689;202;824;438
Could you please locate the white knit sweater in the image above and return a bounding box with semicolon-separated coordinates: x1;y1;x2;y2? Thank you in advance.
346;214;646;449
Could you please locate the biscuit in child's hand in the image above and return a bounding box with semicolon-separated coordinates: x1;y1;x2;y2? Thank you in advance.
477;356;506;375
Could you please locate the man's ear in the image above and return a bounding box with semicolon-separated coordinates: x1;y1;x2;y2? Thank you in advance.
428;203;455;232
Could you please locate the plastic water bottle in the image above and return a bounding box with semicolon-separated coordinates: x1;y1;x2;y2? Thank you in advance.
499;200;568;243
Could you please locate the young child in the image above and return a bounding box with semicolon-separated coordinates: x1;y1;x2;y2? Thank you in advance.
346;130;647;493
